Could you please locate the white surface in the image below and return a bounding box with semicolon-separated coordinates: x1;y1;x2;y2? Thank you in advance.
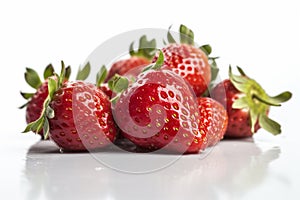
1;0;300;199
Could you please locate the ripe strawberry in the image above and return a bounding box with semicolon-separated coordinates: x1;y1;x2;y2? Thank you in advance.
211;66;292;138
197;97;228;148
105;35;156;82
153;44;210;96
152;24;218;96
24;62;117;151
20;65;68;139
20;62;90;139
110;52;206;154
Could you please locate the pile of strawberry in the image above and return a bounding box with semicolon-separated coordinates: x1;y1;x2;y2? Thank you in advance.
21;25;292;154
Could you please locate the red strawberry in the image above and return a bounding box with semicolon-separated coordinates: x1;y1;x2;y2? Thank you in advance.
99;83;113;99
152;25;217;96
20;65;66;139
197;97;228;148
105;35;156;82
211;66;292;138
24;61;117;151
49;81;116;151
153;43;210;96
21;62;90;139
106;57;149;81
111;52;206;154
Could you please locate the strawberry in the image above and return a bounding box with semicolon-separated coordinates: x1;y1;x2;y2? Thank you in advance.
24;61;117;151
105;35;156;82
197;97;228;148
20;62;90;139
210;66;292;138
20;65;69;139
110;51;206;154
152;24;218;96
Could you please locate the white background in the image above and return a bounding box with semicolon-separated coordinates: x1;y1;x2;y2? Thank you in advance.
0;0;299;199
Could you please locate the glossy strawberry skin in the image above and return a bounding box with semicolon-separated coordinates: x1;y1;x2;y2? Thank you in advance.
152;44;211;96
49;81;117;151
106;56;149;82
113;68;206;154
99;83;113;99
210;79;260;138
197;97;228;148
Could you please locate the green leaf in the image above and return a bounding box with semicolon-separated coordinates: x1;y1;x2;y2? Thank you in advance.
249;109;259;133
231;81;249;93
59;61;66;87
259;114;281;135
232;96;248;109
108;74;129;94
43;64;54;80
32;117;45;133
253;94;281;106
129;42;134;56
76;62;90;80
23;116;45;133
43;118;50;139
48;78;57;99
142;50;164;72
229;66;249;92
151;50;164;70
20;92;34;100
25;68;42;89
200;44;212;56
179;24;194;45
253;91;292;106
129;35;157;60
65;66;71;80
163;39;167;46
18;102;29;109
23;120;35;133
96;65;107;87
167;25;177;44
236;66;246;76
268;91;292;104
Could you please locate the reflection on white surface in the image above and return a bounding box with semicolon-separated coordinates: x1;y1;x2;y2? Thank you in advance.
23;139;281;200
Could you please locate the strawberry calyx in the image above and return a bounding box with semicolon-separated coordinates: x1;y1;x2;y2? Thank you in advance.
129;35;157;60
229;66;292;135
108;50;164;104
76;62;91;80
23;61;68;139
19;64;54;108
20;61;91;110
